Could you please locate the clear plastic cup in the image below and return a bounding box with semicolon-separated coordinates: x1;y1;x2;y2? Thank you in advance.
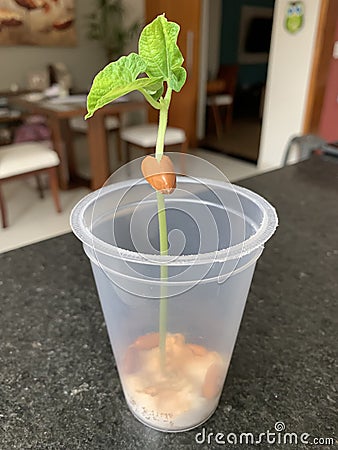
70;154;278;432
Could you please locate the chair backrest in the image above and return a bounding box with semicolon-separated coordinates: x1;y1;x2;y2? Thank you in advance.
217;65;239;97
282;134;326;166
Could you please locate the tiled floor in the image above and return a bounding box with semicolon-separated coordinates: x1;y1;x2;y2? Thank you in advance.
0;180;89;253
0;142;263;254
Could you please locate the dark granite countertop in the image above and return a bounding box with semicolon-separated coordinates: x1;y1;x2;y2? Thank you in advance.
0;156;337;449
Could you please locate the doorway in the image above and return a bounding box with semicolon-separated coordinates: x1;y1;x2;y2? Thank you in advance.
201;0;275;164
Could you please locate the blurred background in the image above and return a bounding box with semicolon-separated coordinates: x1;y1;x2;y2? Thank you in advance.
0;0;337;251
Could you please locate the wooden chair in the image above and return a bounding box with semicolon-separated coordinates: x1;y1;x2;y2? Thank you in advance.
0;142;61;228
283;134;326;166
120;123;187;162
207;64;239;138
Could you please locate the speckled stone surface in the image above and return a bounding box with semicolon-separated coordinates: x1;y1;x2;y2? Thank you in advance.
0;156;337;449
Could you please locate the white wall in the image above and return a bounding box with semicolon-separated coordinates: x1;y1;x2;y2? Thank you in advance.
258;0;321;170
123;0;145;54
0;0;144;92
207;0;222;80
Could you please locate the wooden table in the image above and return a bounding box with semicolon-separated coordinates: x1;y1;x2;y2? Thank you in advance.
0;110;22;124
9;94;145;190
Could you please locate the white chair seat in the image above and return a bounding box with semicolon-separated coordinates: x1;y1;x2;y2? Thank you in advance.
70;115;120;132
207;94;233;106
121;124;186;148
0;142;59;179
0;142;61;228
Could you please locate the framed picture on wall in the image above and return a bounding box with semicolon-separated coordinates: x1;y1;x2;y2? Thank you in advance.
0;0;76;46
238;6;274;64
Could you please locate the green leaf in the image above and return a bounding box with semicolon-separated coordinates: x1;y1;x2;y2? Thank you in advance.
86;53;160;118
169;67;187;92
139;14;187;92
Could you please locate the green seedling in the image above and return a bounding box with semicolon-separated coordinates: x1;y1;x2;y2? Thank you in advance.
85;14;187;369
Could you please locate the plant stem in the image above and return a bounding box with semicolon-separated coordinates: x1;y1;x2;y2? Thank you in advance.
156;88;172;161
156;191;168;370
140;88;161;110
155;86;172;370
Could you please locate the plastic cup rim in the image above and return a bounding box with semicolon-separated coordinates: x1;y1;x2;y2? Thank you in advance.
70;177;278;266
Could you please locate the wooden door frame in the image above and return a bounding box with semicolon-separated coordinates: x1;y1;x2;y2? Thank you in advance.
144;0;202;147
303;0;338;134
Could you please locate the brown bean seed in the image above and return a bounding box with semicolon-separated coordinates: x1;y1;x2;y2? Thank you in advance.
187;343;208;356
122;345;140;374
202;362;224;399
141;155;176;194
134;332;160;350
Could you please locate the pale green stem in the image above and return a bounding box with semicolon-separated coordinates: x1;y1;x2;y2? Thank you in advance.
156;191;168;369
156;88;172;161
155;87;172;370
139;88;161;110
